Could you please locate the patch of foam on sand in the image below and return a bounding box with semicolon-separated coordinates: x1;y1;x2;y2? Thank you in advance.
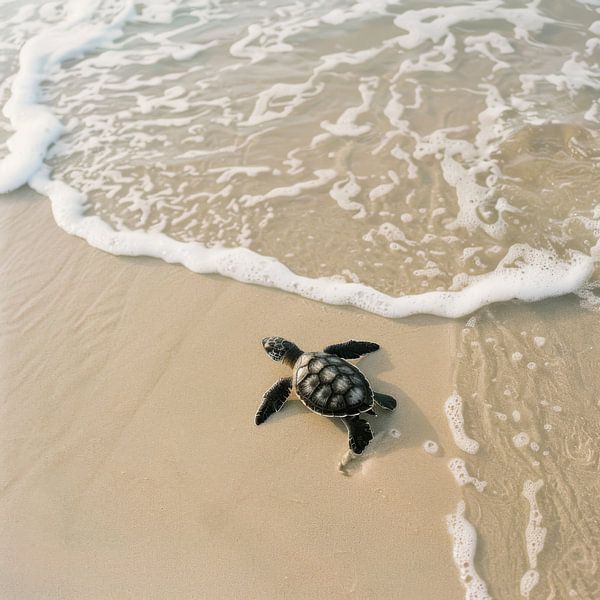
448;458;487;492
445;393;480;454
423;440;439;455
446;501;491;600
520;479;547;598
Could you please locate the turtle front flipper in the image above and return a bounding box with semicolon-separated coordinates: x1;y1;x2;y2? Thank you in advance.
255;377;292;425
323;340;380;359
343;416;373;454
374;392;397;410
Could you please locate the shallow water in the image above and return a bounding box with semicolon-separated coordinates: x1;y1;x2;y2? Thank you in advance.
453;297;600;599
0;0;599;316
1;1;600;598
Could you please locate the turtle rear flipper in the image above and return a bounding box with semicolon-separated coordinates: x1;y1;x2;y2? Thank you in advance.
255;377;292;425
374;392;397;410
323;340;379;359
343;416;373;454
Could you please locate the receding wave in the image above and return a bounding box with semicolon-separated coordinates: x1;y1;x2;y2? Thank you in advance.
0;0;599;317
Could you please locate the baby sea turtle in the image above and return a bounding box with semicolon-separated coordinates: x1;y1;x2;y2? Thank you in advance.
256;337;397;454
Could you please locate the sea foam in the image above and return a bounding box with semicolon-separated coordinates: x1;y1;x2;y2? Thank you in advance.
446;501;491;600
448;458;487;492
445;393;480;454
0;1;133;194
520;479;546;598
0;0;598;319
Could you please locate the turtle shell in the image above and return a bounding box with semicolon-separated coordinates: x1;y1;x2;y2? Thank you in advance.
293;352;373;417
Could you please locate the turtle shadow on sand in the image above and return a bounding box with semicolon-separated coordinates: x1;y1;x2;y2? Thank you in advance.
257;342;443;476
334;393;444;477
356;348;442;450
334;348;445;476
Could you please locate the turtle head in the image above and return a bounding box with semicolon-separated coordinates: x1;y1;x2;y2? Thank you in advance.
262;336;302;365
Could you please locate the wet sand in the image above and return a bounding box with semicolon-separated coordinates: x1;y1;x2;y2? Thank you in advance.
0;189;464;599
453;298;600;599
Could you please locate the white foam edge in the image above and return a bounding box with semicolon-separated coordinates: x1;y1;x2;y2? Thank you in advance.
0;0;134;194
520;479;546;598
446;500;491;600
444;393;480;454
448;457;487;492
24;168;597;319
0;1;597;319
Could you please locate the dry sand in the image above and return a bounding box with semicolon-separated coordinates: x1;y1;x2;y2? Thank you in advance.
1;189;464;599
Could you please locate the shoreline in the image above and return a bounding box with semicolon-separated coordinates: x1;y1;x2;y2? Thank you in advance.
1;188;464;599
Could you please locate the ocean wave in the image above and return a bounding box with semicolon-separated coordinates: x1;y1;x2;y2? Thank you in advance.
1;0;599;317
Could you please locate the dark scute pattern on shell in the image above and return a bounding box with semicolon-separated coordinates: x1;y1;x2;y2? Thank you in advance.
350;375;363;386
294;353;372;415
320;366;337;383
312;385;332;408
332;375;352;394
309;358;328;373
346;387;365;406
298;373;320;397
329;395;345;410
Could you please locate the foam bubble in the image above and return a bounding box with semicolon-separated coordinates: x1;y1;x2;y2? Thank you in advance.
520;570;540;598
369;183;395;201
446;501;491;600
520;480;546;598
321;0;391;26
329;173;366;219
513;432;530;448
320;77;378;137
208;166;271;184
239;169;336;208
230;24;291;64
448;458;487;492
444;393;480;454
423;440;439;454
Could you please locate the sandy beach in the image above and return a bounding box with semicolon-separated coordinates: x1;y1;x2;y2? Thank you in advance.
2;2;600;596
1;189;464;599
